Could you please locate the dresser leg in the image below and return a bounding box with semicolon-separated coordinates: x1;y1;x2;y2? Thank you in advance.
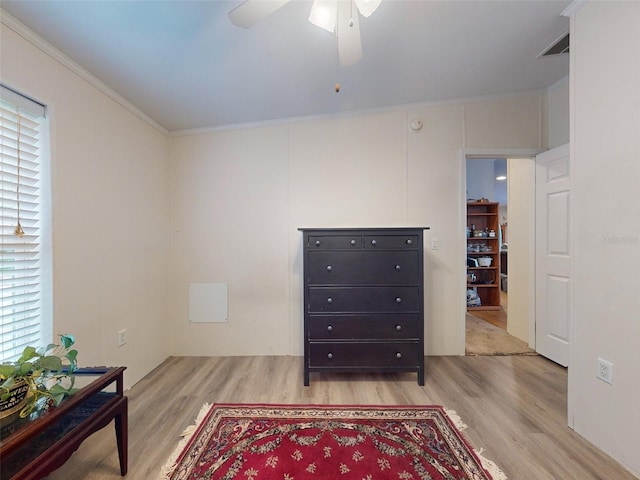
418;369;425;386
304;370;310;386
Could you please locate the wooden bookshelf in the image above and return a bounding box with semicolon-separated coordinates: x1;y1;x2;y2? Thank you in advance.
467;202;501;311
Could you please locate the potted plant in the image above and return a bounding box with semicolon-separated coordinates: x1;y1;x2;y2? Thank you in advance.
0;333;78;421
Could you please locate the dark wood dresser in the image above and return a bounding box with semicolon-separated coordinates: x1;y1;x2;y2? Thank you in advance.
299;227;428;386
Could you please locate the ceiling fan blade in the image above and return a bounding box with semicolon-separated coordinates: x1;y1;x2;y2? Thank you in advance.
337;0;362;66
228;0;291;29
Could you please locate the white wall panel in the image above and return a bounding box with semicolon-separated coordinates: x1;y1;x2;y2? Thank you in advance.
170;126;291;356
570;2;640;475
0;24;171;389
170;94;542;358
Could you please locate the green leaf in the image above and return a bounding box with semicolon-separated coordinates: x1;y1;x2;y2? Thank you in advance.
65;350;78;370
38;343;58;355
48;383;70;395
39;355;63;372
60;334;75;349
17;346;39;363
20;362;34;375
48;383;74;406
0;364;16;378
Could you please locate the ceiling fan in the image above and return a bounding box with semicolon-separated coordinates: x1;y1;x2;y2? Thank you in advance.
228;0;382;66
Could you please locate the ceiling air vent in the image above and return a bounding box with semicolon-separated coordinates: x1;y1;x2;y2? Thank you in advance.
539;32;570;57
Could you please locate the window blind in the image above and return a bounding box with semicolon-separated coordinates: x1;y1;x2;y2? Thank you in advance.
1;88;47;362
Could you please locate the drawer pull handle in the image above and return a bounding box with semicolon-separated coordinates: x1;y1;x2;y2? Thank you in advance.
327;325;333;332
371;239;377;246
396;352;402;359
327;353;333;359
327;297;333;304
395;297;402;303
396;325;402;331
326;265;332;271
395;265;401;271
350;239;356;246
315;240;321;246
406;239;413;245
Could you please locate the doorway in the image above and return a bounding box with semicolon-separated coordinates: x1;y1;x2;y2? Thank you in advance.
464;155;536;355
465;158;508;326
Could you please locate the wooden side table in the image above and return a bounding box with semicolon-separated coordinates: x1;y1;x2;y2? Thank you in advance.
0;367;127;479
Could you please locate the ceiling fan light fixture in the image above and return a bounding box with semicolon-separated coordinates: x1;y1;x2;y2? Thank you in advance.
354;0;382;17
309;0;337;33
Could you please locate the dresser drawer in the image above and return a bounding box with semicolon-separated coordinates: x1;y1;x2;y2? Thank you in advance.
308;315;419;340
308;287;420;313
308;342;419;367
308;235;362;249
307;251;419;285
364;234;420;249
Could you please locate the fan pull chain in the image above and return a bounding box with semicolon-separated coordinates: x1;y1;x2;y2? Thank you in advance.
335;40;341;93
349;0;354;27
335;7;341;93
14;110;25;238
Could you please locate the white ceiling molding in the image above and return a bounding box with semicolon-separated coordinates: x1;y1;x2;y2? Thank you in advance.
172;87;550;137
561;0;587;17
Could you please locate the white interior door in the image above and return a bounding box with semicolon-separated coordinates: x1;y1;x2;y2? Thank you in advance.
535;143;571;366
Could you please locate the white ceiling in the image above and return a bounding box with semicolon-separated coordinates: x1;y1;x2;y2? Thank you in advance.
1;0;571;132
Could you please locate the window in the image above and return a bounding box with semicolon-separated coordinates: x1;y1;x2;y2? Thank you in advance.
0;85;51;362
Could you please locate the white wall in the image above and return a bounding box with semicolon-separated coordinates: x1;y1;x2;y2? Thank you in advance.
170;94;543;358
506;158;535;343
570;2;640;476
0;20;171;389
545;76;570;149
169;126;291;355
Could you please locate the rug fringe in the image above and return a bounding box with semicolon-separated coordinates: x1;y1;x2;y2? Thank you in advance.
444;409;468;431
475;448;508;480
157;402;212;480
445;409;508;480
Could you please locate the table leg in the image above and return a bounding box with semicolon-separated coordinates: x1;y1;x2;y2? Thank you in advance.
115;397;128;476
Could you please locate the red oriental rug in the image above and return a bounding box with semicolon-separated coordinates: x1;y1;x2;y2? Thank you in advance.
158;404;506;480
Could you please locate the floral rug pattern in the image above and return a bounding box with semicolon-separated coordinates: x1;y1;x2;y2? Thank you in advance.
160;404;503;480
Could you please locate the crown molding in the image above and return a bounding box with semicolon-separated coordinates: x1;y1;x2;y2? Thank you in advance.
172;87;550;137
561;0;587;18
547;75;569;92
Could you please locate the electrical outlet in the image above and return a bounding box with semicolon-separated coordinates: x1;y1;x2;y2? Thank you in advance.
117;329;127;347
596;358;614;384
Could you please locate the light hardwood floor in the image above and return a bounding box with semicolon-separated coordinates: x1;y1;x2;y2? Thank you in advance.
46;355;638;480
469;291;508;330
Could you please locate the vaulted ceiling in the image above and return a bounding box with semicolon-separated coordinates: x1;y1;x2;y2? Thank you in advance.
1;1;571;132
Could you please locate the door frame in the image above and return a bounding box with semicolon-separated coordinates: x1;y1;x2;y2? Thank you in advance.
458;148;541;355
